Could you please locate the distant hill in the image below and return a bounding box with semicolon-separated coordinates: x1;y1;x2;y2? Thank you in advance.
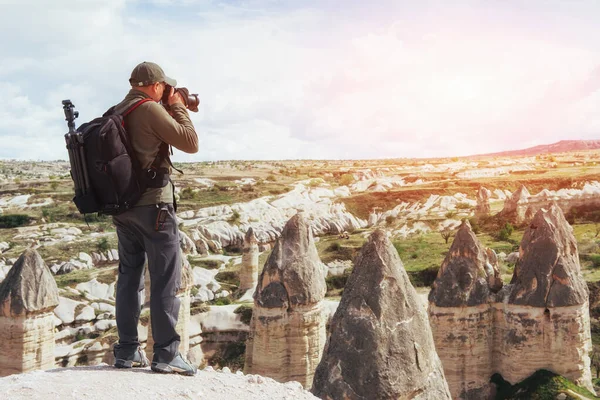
472;140;600;158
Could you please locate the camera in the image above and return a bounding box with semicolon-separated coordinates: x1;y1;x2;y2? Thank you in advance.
161;85;200;112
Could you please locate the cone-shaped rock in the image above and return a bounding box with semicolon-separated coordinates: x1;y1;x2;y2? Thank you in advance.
429;220;502;307
509;204;588;307
245;213;327;388
0;249;59;317
428;221;501;399
0;249;59;376
254;213;326;309
239;227;259;294
312;230;451;400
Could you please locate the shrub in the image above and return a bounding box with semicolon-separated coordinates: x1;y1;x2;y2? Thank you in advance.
445;210;457;219
266;174;276;182
468;217;481;234
233;304;253;325
498;223;514;242
212;297;231;306
228;210;241;224
589;254;600;268
327;242;341;252
407;266;440;287
339;173;354;186
456;202;472;210
385;215;396;225
0;214;31;228
97;237;110;252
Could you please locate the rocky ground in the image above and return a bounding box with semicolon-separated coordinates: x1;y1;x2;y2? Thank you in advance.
0;365;317;400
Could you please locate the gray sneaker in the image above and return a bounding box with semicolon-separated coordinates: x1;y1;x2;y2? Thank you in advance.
114;347;150;369
151;353;197;376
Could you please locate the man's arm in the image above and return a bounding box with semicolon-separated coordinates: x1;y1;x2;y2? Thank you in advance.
146;101;199;154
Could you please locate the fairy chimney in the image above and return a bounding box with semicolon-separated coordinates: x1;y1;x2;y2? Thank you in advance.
313;230;451;400
475;186;491;217
244;213;327;388
428;220;502;399
497;205;593;392
239;228;259;295
0;249;59;377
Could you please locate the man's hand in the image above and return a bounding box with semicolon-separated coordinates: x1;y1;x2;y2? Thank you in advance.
167;87;185;106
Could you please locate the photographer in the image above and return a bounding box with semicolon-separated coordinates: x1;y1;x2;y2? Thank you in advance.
111;61;198;376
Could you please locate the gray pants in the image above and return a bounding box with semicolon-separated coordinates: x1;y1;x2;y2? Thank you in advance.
112;204;181;363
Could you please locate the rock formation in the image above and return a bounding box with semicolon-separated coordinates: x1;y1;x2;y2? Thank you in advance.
244;212;327;388
145;251;195;361
499;185;530;223
428;220;502;399
239;228;259;296
0;249;59;377
429;205;595;398
475;186;491;216
313;230;451;400
497;205;593;391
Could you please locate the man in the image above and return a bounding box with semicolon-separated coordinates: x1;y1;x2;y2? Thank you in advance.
111;61;198;376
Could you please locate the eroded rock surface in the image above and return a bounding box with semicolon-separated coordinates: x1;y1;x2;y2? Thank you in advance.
245;213;327;388
313;230;451;400
475;186;491;216
430;220;502;307
239;228;259;295
509;204;588;307
0;249;59;377
429;205;594;398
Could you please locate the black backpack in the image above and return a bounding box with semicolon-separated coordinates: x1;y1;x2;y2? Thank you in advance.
67;98;171;215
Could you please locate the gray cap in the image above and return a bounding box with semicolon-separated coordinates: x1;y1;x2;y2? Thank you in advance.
129;61;177;87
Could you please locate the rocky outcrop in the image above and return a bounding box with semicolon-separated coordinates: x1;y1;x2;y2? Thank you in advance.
497;205;593;391
0;249;59;377
313;230;451;400
428;220;502;399
244;213;327;388
475;186;491;216
178;185;367;251
429;205;595;398
498;182;600;224
499;185;530;223
239;228;259;296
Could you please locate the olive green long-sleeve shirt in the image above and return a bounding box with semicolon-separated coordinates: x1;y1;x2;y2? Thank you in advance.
116;89;198;206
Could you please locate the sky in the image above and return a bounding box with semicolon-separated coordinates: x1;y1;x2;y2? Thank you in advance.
1;0;599;162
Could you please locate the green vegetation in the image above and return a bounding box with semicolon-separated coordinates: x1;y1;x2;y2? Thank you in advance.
208;341;246;371
325;271;351;297
498;223;515;242
492;369;597;399
0;214;31;228
233;304;253;325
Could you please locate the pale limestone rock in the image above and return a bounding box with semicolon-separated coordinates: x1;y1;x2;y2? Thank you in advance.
245;213;327;388
239;228;259;294
0;249;59;377
475;186;491;216
499;184;531;223
313;230;451;400
179;230;198;255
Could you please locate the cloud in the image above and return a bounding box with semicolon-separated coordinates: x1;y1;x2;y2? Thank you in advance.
0;1;599;161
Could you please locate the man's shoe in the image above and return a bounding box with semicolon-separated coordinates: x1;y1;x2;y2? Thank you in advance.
151;353;197;376
114;347;150;369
